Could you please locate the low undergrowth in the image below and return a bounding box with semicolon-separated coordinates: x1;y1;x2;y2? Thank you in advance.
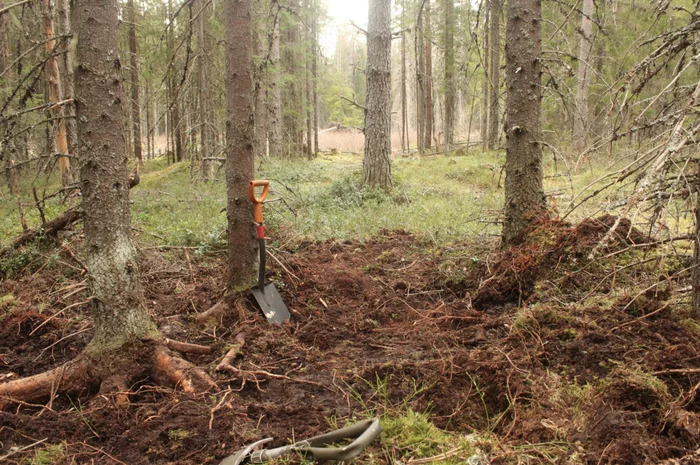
1;149;636;250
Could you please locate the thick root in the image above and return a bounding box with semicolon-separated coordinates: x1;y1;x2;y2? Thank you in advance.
0;343;216;411
216;333;245;372
164;338;213;355
151;345;217;393
195;300;229;326
0;359;92;410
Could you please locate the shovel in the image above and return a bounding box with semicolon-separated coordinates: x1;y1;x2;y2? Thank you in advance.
220;418;383;465
249;180;290;325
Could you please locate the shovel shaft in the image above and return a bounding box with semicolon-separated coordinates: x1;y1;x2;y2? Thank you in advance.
258;238;266;292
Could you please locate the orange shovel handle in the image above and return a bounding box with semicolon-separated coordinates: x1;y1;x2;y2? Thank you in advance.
249;180;270;224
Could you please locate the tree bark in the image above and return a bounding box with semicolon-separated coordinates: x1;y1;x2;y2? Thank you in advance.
443;0;455;152
424;0;433;150
74;0;157;352
268;7;282;158
283;12;302;157
198;0;212;180
363;0;392;189
167;0;183;163
400;0;408;153
225;0;257;290
312;0;318;157
128;0;143;163
694;181;700;315
57;0;77;167
502;0;546;247
0;0;7;78
573;0;594;152
415;9;426;154
41;0;73;187
305;0;313;160
487;0;500;149
253;5;268;160
481;0;489;149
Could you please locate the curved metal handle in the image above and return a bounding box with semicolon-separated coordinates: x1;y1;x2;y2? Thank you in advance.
300;418;383;462
221;419;382;465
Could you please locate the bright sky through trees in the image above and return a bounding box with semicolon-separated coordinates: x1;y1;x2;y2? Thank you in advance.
328;0;369;27
322;0;369;52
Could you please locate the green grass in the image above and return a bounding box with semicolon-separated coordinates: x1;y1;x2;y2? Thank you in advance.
0;150;647;250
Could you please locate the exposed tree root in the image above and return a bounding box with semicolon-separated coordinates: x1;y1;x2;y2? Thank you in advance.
195;300;229;325
0;341;216;411
0;358;93;411
195;296;252;326
216;333;246;372
151;344;217;393
164;338;214;355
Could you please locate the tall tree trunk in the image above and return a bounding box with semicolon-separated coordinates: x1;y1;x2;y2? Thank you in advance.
363;0;392;190
573;0;594;152
424;0;433;150
0;0;7;82
198;0;212;181
400;0;408;153
502;0;546;247
57;0;77;167
225;0;257;290
305;0;313;160
128;0;143;163
0;0;12;186
443;0;455;152
312;0;319;157
487;0;500;149
167;0;183;163
253;6;268;160
268;7;282;158
74;0;157;353
41;0;73;186
481;0;489;149
146;88;152;159
415;9;426;154
694;180;700;315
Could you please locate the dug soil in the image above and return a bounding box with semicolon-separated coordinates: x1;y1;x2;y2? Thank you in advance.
2;227;700;464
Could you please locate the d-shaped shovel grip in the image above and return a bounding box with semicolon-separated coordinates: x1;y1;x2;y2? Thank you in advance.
249;180;270;224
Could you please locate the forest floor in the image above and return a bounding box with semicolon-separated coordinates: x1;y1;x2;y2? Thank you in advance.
2;152;700;464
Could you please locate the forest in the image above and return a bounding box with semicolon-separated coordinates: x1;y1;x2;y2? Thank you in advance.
1;0;700;464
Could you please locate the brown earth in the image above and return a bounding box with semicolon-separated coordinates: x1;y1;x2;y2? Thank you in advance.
1;225;700;464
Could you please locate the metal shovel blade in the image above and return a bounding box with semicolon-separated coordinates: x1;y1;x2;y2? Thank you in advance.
252;283;290;324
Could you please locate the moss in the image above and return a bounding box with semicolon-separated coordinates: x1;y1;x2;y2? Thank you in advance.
681;318;700;336
0;293;14;311
377;411;477;465
30;443;66;465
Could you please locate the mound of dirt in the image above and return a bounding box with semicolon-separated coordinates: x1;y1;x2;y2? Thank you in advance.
473;215;650;307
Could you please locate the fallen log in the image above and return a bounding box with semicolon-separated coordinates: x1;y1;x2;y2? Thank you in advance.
6;209;83;252
1;169;140;256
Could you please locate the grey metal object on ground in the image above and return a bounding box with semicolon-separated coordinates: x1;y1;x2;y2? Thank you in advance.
220;418;383;465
